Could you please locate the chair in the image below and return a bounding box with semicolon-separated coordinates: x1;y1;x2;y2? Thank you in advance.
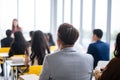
27;65;42;76
0;47;10;53
50;46;56;52
0;47;10;63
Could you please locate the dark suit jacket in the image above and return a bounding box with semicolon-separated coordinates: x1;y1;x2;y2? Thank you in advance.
87;40;110;68
1;37;13;47
100;57;120;80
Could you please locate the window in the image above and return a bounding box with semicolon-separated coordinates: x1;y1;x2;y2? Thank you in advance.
36;0;50;33
72;0;81;30
111;0;120;57
82;0;92;49
95;0;107;41
57;0;63;27
19;0;34;40
0;0;17;39
64;0;71;23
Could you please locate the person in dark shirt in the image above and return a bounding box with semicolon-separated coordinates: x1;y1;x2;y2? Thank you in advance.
0;29;13;76
87;29;110;68
47;33;55;46
9;31;29;57
1;29;13;47
28;31;34;46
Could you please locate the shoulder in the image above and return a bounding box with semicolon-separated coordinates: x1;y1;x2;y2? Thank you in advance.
81;53;94;61
45;51;61;58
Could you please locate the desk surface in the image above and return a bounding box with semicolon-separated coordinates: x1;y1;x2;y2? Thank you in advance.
6;60;25;66
0;52;8;57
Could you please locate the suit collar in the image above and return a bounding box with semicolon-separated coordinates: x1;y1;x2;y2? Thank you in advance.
61;47;76;52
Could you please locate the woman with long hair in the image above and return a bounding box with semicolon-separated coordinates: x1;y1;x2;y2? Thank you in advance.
30;30;50;65
9;31;29;57
95;32;120;80
12;18;22;33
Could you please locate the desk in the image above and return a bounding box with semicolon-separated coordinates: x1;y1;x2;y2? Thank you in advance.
0;53;8;80
6;60;25;80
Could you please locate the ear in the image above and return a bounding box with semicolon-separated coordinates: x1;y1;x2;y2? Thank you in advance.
57;38;61;49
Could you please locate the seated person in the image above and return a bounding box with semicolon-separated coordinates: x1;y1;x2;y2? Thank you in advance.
95;32;120;80
1;29;13;47
9;31;29;57
27;30;50;65
0;29;13;76
39;23;93;80
47;33;55;46
28;31;34;46
87;29;110;68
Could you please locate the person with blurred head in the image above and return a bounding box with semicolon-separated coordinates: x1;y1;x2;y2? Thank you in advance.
1;29;13;47
87;29;110;68
95;32;120;80
28;31;34;46
47;33;55;46
30;30;50;65
9;31;29;57
12;18;22;34
39;23;93;80
0;29;13;76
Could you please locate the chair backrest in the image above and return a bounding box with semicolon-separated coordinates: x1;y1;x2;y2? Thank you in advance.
0;47;10;53
28;65;42;76
50;46;56;52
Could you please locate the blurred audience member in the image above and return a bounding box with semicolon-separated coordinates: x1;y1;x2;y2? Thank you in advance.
87;29;109;68
30;30;50;65
12;18;22;34
28;31;34;46
9;31;29;57
47;33;55;46
40;23;93;80
1;29;13;47
95;32;120;80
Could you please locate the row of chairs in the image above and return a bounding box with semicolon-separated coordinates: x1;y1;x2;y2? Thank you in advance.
0;46;56;76
0;47;43;76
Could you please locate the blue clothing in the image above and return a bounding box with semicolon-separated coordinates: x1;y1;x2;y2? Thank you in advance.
87;40;110;68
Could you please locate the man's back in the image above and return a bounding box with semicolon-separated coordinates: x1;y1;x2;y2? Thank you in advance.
87;40;109;68
1;37;13;47
40;47;93;80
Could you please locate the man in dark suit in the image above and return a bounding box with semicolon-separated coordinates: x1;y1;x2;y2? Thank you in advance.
87;29;110;68
1;29;13;47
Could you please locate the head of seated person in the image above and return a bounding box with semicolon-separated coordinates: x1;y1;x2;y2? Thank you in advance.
92;29;103;42
6;29;12;37
57;23;79;50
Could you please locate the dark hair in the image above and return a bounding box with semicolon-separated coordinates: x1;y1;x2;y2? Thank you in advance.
58;23;79;45
47;33;55;46
9;31;28;57
29;31;34;37
6;29;12;37
30;30;50;65
93;29;103;39
114;33;120;57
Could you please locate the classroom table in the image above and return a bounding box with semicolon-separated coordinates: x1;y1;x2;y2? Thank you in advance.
0;53;9;80
6;60;25;80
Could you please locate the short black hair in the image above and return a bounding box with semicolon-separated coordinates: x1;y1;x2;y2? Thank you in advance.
93;29;103;39
6;29;12;37
29;31;34;37
58;23;79;45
